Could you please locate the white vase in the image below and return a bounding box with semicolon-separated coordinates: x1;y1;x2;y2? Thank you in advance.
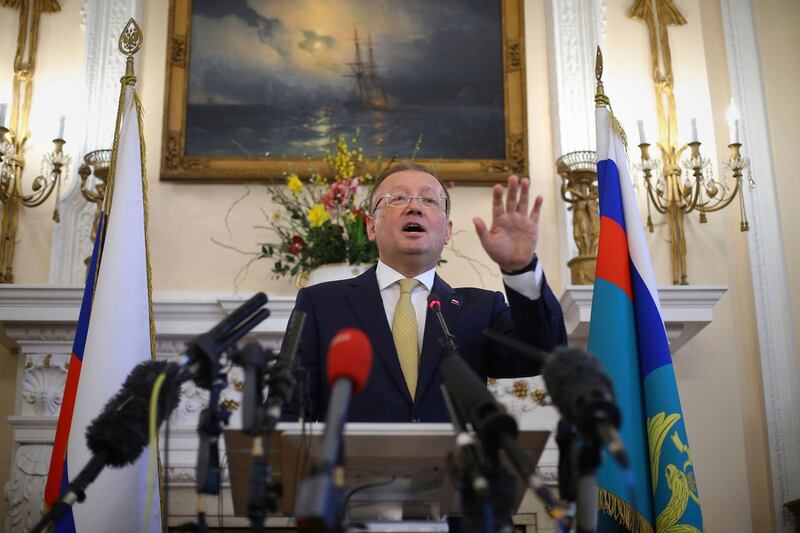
304;263;372;287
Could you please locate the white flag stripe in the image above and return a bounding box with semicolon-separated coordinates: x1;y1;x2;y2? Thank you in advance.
66;85;161;532
595;107;664;316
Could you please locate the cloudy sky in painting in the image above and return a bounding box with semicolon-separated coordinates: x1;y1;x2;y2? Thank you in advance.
187;0;503;107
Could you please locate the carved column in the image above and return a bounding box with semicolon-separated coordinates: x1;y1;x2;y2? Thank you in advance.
545;0;605;281
49;0;144;284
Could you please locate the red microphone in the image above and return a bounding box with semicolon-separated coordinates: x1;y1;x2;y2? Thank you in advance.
295;328;373;533
326;327;372;395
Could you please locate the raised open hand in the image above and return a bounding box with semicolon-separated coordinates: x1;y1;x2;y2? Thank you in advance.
472;175;542;272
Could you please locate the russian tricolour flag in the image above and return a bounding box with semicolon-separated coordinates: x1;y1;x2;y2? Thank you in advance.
589;105;704;532
44;83;162;532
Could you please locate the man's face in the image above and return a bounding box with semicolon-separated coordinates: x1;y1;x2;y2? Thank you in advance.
366;170;453;272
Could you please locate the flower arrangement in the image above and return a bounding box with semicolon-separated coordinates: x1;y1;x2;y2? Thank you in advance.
259;134;381;279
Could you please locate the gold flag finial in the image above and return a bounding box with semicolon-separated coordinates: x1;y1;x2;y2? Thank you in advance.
595;46;610;108
119;18;143;79
595;45;603;82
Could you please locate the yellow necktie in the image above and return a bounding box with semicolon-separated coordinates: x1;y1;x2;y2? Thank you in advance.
392;278;419;399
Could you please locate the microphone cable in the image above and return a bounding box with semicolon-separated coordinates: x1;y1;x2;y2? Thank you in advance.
142;363;191;532
142;370;169;533
143;365;187;533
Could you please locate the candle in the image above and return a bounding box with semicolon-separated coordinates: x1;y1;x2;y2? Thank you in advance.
57;115;66;139
0;103;6;128
637;119;647;144
726;98;742;144
690;118;699;143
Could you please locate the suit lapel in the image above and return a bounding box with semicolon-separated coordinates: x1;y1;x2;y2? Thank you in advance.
344;267;413;406
416;274;462;406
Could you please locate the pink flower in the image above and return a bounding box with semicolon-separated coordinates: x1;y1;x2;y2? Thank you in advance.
321;179;358;212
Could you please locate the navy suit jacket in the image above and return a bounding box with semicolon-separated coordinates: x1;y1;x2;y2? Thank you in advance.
287;266;567;423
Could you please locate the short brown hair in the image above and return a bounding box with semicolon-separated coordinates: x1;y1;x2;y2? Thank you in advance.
369;161;451;215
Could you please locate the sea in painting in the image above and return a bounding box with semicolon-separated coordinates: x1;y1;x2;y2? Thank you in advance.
185;0;506;160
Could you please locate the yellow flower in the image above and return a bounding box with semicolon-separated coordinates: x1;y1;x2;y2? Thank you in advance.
286;173;303;194
308;204;331;227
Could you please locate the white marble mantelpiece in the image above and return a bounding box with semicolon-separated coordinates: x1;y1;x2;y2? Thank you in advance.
0;284;725;530
559;285;728;351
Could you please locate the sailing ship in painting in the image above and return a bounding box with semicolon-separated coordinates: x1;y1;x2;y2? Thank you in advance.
345;29;390;111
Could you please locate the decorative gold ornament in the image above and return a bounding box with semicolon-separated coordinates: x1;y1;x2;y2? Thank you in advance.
119;18;142;80
221;398;240;411
557;151;599;284
77;149;111;269
512;379;529;399
531;389;550;407
627;0;752;285
0;0;66;283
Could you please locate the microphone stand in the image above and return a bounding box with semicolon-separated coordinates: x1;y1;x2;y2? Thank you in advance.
195;367;231;533
555;419;602;533
236;311;306;533
235;341;275;533
429;295;552;532
433;302;497;532
185;292;271;532
294;379;352;533
441;385;496;533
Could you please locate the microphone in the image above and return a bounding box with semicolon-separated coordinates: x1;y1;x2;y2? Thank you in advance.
30;360;182;533
542;347;627;468
427;294;458;357
295;328;373;533
428;294;565;517
263;310;306;431
429;294;491;497
481;328;628;468
178;292;270;389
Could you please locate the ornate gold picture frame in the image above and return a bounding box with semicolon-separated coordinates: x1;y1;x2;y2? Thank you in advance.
161;0;526;184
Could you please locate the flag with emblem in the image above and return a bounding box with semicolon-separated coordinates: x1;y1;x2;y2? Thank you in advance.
43;52;162;531
588;79;703;532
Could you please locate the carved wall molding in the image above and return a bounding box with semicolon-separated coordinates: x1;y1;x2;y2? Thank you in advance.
721;1;800;530
5;445;51;533
545;0;606;285
49;0;144;285
21;367;66;417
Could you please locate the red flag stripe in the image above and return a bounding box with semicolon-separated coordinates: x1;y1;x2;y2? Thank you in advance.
595;215;633;299
44;354;82;505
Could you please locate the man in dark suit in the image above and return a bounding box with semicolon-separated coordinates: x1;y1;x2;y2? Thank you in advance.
289;162;566;422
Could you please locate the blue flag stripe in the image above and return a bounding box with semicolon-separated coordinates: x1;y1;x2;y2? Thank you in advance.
631;266;673;377
597;160;627;231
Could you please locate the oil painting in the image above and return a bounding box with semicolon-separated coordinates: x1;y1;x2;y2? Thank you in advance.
162;0;527;182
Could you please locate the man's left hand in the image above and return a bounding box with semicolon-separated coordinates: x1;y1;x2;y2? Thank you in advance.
472;175;542;272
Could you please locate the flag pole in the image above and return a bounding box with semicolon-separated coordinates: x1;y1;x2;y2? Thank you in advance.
105;18;165;529
104;18;143;215
594;46;629;149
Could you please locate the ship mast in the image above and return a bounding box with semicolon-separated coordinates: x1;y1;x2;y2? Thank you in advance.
352;28;367;102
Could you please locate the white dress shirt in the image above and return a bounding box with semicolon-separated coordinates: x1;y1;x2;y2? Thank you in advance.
375;259;544;352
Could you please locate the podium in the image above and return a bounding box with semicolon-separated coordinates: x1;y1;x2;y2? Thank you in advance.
225;423;549;522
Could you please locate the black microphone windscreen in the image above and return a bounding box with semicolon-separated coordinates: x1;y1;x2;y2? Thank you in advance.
542;347;618;426
86;360;181;467
441;356;517;442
